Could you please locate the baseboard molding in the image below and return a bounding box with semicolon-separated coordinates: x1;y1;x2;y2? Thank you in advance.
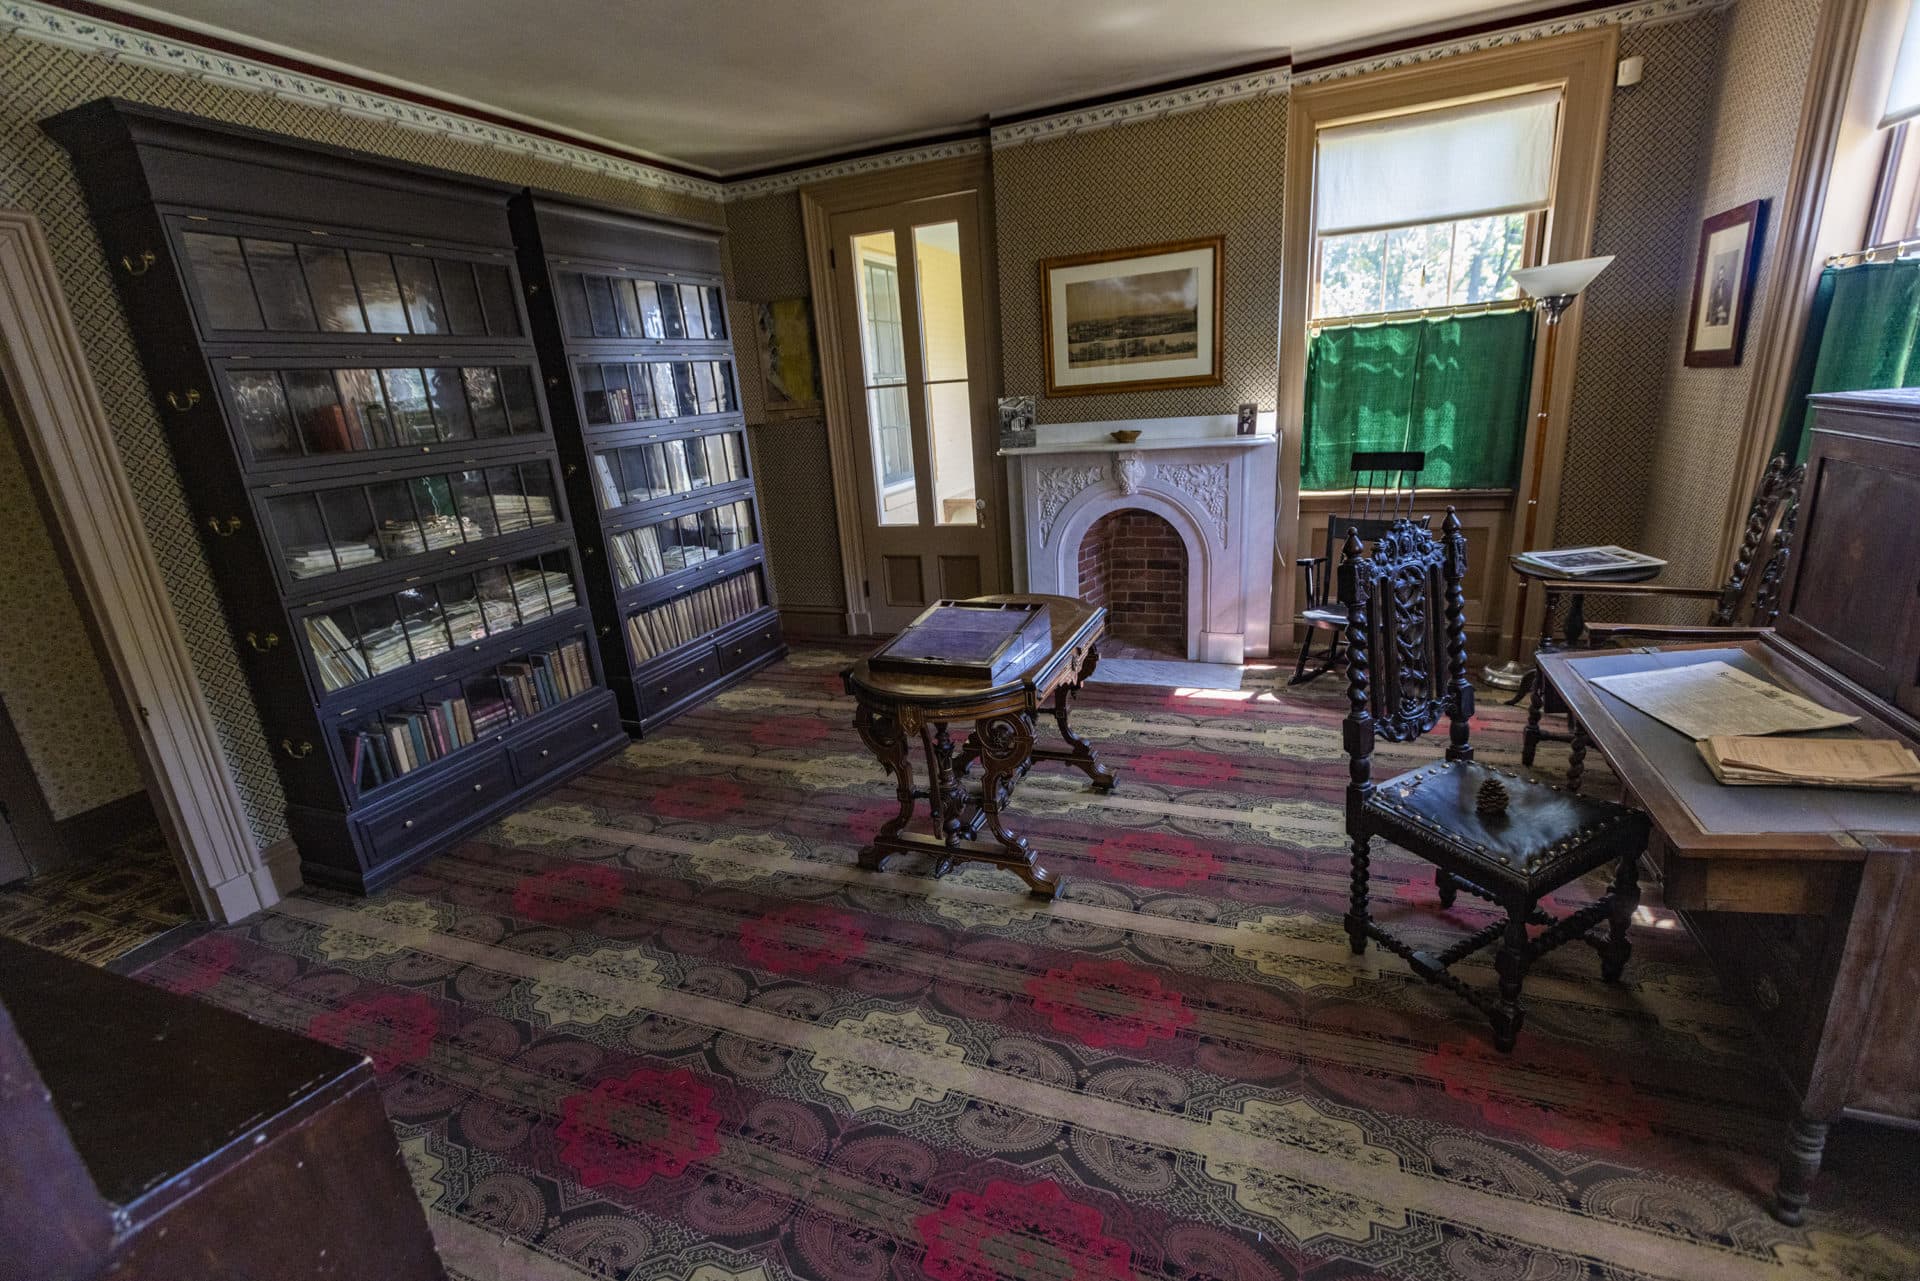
52;789;156;863
778;605;849;639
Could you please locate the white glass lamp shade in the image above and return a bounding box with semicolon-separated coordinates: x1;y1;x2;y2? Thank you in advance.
1510;255;1615;301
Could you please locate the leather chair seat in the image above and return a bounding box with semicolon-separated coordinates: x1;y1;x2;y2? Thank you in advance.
1364;760;1647;897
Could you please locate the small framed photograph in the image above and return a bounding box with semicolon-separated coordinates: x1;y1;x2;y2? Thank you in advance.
997;394;1037;449
1684;200;1768;368
1041;236;1223;396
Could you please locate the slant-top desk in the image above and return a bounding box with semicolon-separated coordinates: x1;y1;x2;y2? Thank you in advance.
843;594;1115;899
1539;388;1920;1223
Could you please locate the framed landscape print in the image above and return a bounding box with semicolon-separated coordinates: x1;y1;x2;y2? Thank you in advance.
1040;236;1223;396
1684;200;1768;368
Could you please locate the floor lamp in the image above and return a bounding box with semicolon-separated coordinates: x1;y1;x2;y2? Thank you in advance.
1483;254;1614;690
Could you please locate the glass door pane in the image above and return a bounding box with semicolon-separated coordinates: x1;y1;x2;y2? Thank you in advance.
913;222;977;526
851;230;918;526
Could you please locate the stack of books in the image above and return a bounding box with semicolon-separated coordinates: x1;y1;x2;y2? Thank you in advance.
376;513;479;558
286;541;378;579
498;638;593;718
304;615;371;691
625;572;764;661
609;525;668;589
459;492;554;536
346;692;474;790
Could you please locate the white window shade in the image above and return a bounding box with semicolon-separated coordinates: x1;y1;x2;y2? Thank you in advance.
1315;89;1561;236
1883;1;1920;127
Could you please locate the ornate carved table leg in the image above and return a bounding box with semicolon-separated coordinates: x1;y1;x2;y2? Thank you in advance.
975;711;1059;898
852;702;915;872
1032;641;1119;793
1772;1109;1829;1226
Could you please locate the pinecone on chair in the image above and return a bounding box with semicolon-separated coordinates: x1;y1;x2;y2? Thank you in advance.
1476;776;1510;819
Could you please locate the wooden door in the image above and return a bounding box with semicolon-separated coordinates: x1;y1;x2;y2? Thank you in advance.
829;193;1000;632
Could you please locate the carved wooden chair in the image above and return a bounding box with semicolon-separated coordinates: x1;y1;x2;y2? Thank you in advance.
1339;512;1649;1051
1523;454;1807;785
1289;450;1426;685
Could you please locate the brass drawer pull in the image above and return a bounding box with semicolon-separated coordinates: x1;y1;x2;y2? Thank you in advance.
245;630;280;652
205;515;244;537
539;748;550;758
121;250;156;277
166;389;201;412
279;738;313;759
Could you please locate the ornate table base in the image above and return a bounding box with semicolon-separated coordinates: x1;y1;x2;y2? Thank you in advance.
849;644;1115;900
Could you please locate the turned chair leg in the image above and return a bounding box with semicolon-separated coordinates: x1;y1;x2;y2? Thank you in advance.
1346;835;1372;955
1772;1109;1830;1226
1434;868;1458;909
1491;915;1531;1052
1522;674;1547;767
1289;627;1318;685
1602;851;1641;983
1567;718;1590;794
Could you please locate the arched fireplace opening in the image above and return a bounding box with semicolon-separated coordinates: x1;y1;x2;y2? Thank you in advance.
1076;509;1188;658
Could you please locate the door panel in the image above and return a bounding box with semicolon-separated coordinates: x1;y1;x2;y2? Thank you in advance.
831;193;1000;631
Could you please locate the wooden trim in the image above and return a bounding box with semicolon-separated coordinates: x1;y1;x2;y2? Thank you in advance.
1037;236;1225;397
0;208;293;923
1722;0;1888;573
800;153;994;636
1277;27;1618;655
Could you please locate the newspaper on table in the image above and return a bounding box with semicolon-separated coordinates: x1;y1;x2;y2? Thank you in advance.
1699;734;1920;791
1590;660;1857;740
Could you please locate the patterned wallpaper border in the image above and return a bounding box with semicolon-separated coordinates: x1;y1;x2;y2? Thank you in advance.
5;0;1734;201
0;0;728;202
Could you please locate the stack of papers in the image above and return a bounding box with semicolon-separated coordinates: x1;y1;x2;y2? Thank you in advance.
1515;545;1667;577
1699;735;1920;791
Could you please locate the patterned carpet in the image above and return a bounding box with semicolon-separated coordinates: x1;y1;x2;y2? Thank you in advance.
0;824;193;964
133;645;1917;1281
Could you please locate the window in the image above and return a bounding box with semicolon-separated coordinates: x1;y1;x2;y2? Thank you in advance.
858;258;914;492
1315;214;1531;319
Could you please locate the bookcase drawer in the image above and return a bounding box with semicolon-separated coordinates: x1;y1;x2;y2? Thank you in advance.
718;615;782;674
509;690;619;785
356;750;513;864
638;649;719;717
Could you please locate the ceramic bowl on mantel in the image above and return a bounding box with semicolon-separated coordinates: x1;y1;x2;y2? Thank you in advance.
1109;429;1142;443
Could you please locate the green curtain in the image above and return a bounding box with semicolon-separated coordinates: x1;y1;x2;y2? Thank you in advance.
1774;258;1920;461
1301;308;1535;491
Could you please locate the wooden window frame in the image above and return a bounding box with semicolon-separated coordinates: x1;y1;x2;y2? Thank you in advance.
1275;27;1618;653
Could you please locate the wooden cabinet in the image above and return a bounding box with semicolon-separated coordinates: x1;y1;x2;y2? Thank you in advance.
44;99;627;892
511;195;785;733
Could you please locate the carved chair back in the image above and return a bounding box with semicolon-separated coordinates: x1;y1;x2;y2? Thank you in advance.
1711;453;1807;628
1337;510;1475;794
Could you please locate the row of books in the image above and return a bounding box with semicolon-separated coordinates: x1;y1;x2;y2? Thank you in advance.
625;573;764;662
344;639;593;791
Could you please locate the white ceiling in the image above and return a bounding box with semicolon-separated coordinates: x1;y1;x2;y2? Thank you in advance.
100;0;1562;175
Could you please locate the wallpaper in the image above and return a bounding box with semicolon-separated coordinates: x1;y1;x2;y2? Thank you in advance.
992;93;1288;425
0;30;721;850
0;401;144;818
1554;12;1726;554
1637;0;1821;594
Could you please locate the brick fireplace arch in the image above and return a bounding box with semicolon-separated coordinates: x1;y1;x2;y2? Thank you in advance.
1077;509;1189;657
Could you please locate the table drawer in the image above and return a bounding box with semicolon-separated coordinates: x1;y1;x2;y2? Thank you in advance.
718;615;783;674
508;690;620;786
639;648;720;717
355;750;512;865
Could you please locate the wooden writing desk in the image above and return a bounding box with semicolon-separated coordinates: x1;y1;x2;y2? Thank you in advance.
843;594;1115;898
1539;637;1920;1223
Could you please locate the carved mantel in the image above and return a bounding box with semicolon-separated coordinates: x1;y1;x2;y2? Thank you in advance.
1003;415;1279;663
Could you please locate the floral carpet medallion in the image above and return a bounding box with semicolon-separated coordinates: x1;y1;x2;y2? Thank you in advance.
130;645;1918;1281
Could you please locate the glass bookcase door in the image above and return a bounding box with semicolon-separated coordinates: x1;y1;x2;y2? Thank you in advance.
608;497;757;590
176;224;525;340
578;360;735;426
219;363;546;466
623;566;766;663
552;271;727;344
588;428;748;513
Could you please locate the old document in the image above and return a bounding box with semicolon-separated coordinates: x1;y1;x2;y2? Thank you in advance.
1591;661;1857;740
1700;734;1920;790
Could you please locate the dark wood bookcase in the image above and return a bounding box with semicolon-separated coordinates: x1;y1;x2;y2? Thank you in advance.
45;100;627;893
510;195;785;733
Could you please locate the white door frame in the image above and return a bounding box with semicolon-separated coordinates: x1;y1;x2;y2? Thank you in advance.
0;208;296;922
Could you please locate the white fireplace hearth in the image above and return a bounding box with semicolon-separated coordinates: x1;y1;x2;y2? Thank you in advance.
1003;414;1279;664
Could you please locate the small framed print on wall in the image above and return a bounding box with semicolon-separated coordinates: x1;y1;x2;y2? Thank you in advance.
1684;199;1768;368
1040;236;1224;396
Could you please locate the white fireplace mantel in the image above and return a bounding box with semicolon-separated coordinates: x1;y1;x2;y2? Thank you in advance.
1003;414;1279;664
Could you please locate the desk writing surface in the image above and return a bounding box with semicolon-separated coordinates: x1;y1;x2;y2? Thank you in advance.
1562;646;1920;838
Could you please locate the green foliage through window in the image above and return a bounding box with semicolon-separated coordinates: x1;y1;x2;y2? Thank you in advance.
1315;215;1528;319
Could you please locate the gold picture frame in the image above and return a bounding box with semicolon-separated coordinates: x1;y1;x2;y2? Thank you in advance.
1040;236;1224;397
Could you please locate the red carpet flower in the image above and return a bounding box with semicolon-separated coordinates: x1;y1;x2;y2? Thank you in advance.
1088;829;1218;891
750;716;832;748
512;863;625;924
915;1177;1131;1281
1423;1038;1654;1151
556;1065;723;1190
739;903;868;974
307;991;439;1072
1025;958;1195;1050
